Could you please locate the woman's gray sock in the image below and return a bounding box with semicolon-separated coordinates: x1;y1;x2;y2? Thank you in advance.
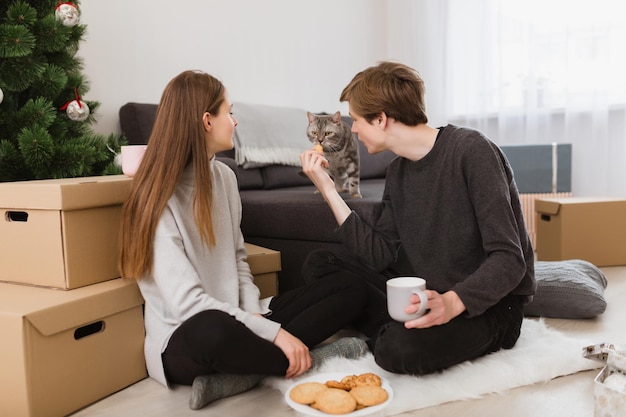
188;337;368;410
188;373;264;410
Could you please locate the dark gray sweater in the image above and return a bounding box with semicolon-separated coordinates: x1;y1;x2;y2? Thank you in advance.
337;125;536;317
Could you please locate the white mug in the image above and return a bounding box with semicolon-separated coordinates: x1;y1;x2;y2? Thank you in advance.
386;277;429;322
121;145;147;177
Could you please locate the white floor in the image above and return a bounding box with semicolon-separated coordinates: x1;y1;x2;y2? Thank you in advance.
72;266;626;417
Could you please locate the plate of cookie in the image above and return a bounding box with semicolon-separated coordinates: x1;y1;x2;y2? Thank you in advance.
285;372;393;416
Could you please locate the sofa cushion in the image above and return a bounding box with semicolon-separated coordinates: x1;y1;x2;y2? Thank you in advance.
524;259;608;319
261;165;312;189
358;142;396;180
119;102;158;145
240;179;386;242
217;157;264;190
236;167;265;190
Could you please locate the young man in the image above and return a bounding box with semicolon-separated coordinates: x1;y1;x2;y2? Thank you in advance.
300;61;536;375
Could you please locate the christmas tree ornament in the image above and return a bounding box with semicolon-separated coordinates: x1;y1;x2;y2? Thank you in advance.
61;88;90;121
64;99;90;121
0;87;3;104
55;2;80;27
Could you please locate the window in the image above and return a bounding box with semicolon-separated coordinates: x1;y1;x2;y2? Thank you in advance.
446;0;626;116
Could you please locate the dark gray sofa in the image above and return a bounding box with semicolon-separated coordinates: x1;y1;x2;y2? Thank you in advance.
119;102;395;292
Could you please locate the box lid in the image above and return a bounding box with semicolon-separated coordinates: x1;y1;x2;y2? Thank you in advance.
0;175;132;210
535;199;562;215
535;197;626;215
0;279;144;336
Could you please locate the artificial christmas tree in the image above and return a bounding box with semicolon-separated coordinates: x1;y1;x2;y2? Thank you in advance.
0;0;125;182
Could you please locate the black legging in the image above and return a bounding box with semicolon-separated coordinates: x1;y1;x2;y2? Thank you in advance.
162;273;368;385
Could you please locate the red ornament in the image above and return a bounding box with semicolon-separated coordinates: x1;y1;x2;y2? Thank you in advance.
60;88;90;121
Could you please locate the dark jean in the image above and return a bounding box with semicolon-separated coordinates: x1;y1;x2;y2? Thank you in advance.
302;249;525;375
162;273;368;385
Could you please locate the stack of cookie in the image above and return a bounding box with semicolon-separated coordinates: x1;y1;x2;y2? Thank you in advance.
289;372;389;414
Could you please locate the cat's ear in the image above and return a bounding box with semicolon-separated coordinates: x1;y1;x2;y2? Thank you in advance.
330;111;342;125
306;112;316;124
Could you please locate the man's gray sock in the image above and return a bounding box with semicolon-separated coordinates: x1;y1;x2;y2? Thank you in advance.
309;336;369;368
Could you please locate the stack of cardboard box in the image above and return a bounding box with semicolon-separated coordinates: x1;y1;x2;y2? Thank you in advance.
0;175;146;417
0;175;282;416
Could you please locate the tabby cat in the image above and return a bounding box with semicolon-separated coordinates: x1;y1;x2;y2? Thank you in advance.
306;111;362;198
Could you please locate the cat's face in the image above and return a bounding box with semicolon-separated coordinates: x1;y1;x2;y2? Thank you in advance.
306;111;345;152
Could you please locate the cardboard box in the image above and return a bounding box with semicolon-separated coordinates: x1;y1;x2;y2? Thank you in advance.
0;278;147;417
0;175;132;289
535;197;626;266
498;143;572;249
519;192;572;249
253;272;279;299
501;143;572;193
245;243;281;297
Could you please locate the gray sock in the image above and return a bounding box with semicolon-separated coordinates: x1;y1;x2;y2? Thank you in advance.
188;337;367;410
309;337;369;368
188;373;264;410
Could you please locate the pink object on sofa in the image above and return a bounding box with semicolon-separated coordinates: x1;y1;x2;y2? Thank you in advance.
121;145;147;177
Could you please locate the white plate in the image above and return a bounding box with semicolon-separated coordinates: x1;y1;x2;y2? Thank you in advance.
284;372;393;416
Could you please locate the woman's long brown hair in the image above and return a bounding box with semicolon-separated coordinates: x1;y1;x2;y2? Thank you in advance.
118;70;225;280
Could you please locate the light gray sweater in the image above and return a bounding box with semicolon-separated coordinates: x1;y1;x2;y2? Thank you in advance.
137;159;280;387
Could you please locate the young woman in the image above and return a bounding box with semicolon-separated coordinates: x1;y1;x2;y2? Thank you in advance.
300;61;536;375
118;70;369;409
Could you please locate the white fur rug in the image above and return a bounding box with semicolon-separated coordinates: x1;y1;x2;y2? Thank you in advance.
264;319;601;415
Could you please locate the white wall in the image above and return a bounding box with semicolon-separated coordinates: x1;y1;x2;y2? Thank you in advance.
385;0;448;127
79;1;625;197
79;0;388;135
